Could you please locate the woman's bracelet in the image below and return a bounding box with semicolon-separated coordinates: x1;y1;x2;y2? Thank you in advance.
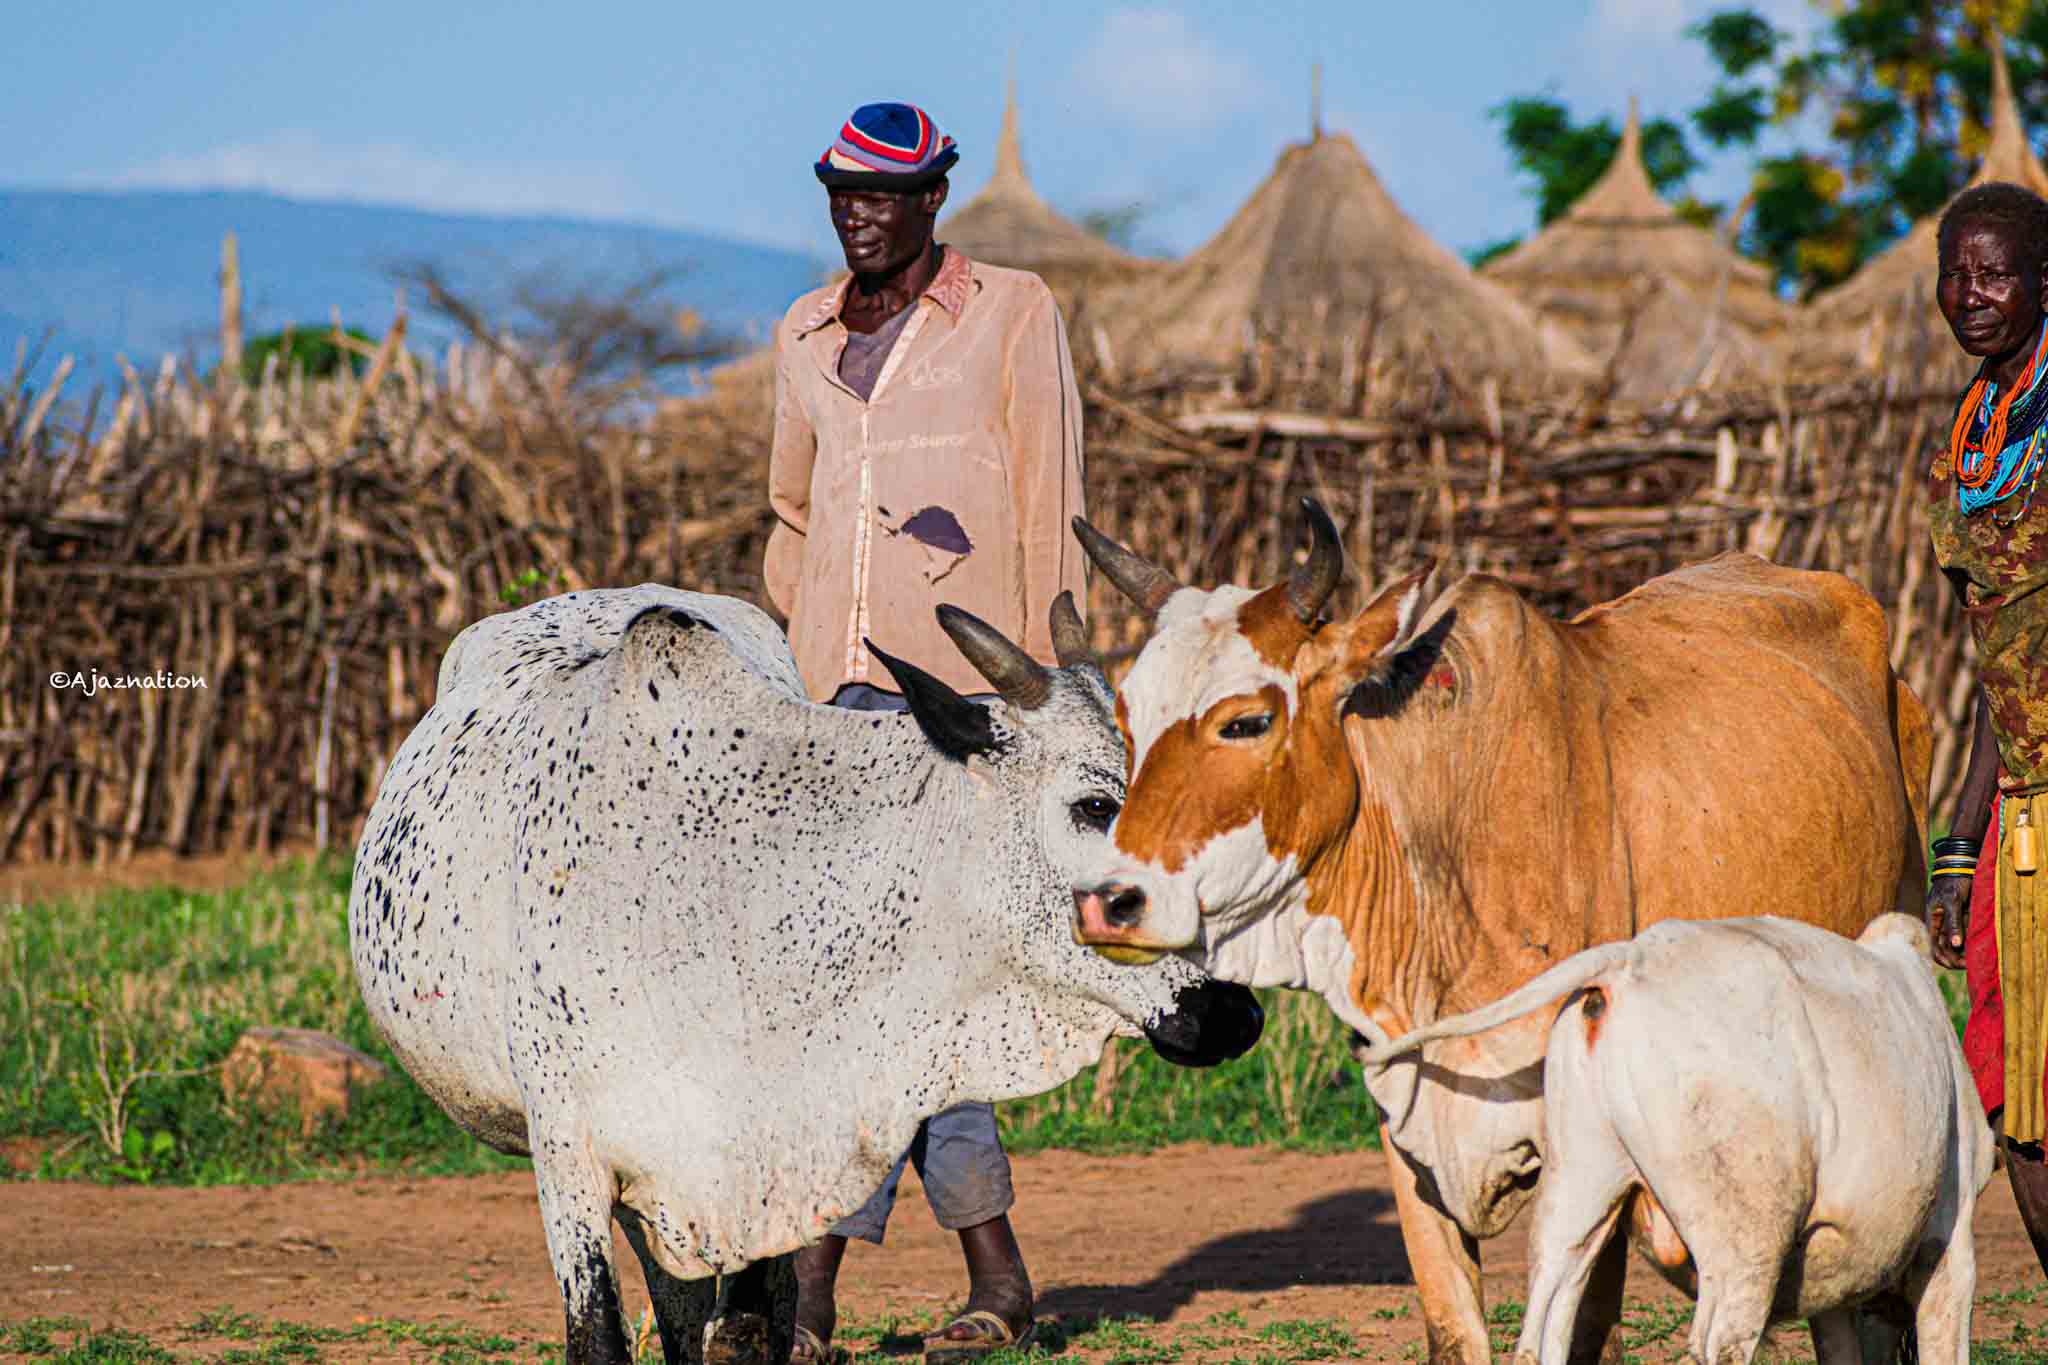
1934;835;1983;859
1930;867;1976;879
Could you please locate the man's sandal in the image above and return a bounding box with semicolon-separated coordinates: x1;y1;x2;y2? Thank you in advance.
923;1310;1038;1364
790;1324;833;1365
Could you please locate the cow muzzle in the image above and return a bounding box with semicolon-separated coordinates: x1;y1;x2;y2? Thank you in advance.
1143;978;1264;1067
1072;883;1168;963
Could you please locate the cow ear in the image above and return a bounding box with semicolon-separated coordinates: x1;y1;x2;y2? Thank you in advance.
1373;564;1434;652
866;639;1002;762
1345;609;1455;720
1327;565;1432;666
1319;566;1449;721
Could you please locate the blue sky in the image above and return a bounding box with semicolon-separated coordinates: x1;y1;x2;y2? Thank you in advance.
5;0;1823;263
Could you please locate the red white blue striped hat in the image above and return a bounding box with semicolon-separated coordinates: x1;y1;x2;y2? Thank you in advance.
815;102;959;191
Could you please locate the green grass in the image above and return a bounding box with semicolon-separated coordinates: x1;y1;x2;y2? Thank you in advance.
0;858;525;1184
998;986;1378;1155
13;846;1988;1187
1;1317;180;1363
1618;1300;1691;1354
1002;1310;1360;1365
14;1304;2048;1365
0;861;1377;1186
0;1309;1367;1365
1;1313;559;1364
1483;1298;1524;1358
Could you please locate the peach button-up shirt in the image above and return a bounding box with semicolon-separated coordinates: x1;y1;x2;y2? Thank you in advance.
765;248;1087;700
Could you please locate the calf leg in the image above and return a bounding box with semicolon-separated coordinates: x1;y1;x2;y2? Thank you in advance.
531;1143;632;1365
1805;1308;1859;1365
1564;1229;1630;1365
705;1254;799;1365
1381;1124;1490;1364
617;1206;717;1365
1685;1272;1776;1365
1906;1211;1980;1365
1848;1294;1913;1364
1511;1148;1634;1364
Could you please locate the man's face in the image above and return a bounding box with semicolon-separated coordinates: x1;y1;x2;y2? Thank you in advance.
829;182;945;276
1939;218;2046;361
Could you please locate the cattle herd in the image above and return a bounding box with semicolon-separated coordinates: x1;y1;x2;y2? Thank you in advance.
350;502;1977;1365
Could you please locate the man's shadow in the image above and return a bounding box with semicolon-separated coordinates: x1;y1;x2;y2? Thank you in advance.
1034;1186;1410;1324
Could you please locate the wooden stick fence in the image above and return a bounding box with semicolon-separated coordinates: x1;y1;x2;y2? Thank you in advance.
0;315;1986;866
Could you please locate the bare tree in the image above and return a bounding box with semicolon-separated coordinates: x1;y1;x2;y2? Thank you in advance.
391;259;741;400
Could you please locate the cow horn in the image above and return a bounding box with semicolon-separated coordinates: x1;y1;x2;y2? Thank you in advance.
1049;591;1098;670
1071;517;1181;615
937;604;1053;710
1287;498;1345;624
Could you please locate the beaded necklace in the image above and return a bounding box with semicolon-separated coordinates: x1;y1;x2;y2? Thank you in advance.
1950;320;2048;522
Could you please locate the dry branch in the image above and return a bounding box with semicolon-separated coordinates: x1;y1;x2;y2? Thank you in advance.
0;307;1990;864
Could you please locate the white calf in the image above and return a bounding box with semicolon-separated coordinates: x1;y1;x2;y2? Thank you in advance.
1360;913;1993;1365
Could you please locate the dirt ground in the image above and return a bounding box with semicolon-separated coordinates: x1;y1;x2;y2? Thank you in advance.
7;1144;2048;1362
8;854;2047;1359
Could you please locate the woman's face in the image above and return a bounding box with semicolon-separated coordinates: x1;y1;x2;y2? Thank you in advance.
1939;219;2045;361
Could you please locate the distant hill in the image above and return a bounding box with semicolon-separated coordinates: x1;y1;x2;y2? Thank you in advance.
0;188;829;397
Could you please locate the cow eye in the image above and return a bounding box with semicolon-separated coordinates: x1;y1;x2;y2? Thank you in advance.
1219;714;1272;741
1071;794;1120;833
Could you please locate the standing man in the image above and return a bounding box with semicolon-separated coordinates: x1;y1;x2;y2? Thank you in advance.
759;101;1085;1365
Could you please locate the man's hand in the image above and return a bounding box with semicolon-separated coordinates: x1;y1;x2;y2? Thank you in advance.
1928;876;1972;970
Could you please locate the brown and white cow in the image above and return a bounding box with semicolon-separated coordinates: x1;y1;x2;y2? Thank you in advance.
1068;502;1932;1365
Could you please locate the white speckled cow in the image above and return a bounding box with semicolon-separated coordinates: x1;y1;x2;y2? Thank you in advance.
1359;913;1993;1365
349;585;1262;1365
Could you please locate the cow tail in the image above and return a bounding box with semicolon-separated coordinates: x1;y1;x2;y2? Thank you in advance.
1355;942;1639;1069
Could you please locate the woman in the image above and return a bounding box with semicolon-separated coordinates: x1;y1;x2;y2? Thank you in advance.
1929;179;2048;1272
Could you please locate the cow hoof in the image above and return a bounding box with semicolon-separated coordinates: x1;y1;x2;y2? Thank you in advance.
706;1313;785;1365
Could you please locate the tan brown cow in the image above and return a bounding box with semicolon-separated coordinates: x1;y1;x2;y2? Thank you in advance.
1068;502;1931;1365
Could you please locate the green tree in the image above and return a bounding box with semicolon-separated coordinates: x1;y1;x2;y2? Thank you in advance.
1485;97;1719;265
1465;237;1524;269
238;325;372;385
1076;200;1151;250
1076;197;1179;259
1493;96;1708;227
1689;1;2048;297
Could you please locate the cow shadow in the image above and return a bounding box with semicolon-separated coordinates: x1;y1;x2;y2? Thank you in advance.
1032;1185;1409;1326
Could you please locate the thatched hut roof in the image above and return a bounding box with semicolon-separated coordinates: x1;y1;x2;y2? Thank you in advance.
937;79;1153;283
1482;99;1787;398
1806;42;2048;360
1098;128;1593;387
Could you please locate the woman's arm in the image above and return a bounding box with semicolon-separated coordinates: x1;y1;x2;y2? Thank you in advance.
1929;568;2003;967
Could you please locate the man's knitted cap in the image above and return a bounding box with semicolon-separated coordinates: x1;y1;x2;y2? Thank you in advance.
816;102;959;191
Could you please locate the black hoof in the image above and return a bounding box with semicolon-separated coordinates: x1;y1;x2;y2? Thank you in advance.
706;1312;784;1365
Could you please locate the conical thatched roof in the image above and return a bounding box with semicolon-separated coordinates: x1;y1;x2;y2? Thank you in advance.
1482;98;1787;397
1099;129;1593;385
937;78;1151;280
1807;42;2048;354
